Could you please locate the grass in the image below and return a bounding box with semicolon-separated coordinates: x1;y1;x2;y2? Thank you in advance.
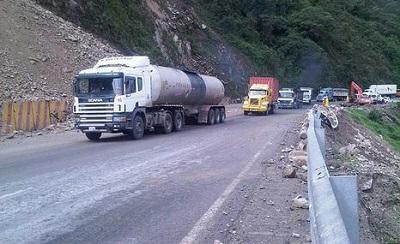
346;106;400;152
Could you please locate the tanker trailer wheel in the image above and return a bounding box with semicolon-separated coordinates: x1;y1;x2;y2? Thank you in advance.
214;108;221;124
173;111;183;132
161;112;173;134
220;108;226;123
207;109;215;125
129;115;145;140
85;132;101;141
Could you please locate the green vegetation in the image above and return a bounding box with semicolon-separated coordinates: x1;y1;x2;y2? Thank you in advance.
37;0;400;94
191;0;400;88
347;106;400;152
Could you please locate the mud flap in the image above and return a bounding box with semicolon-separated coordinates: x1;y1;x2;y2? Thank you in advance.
197;105;212;124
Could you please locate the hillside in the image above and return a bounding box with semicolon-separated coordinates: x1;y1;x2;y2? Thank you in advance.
0;0;121;102
34;0;400;96
1;0;400;101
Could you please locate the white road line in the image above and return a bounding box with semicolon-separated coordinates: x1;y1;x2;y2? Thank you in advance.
0;189;28;200
180;144;268;244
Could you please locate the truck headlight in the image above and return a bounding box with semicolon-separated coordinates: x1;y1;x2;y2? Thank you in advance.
113;116;127;122
244;100;249;105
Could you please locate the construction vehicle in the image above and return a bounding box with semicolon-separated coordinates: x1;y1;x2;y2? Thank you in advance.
73;56;225;141
316;88;334;102
350;81;372;105
277;88;303;109
243;77;279;115
332;88;349;101
299;87;313;104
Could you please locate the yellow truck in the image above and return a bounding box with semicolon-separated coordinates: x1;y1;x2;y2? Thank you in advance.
243;77;279;115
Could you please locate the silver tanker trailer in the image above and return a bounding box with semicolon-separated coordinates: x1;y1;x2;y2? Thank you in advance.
73;56;225;141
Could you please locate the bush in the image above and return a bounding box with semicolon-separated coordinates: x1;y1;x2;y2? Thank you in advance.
368;109;383;122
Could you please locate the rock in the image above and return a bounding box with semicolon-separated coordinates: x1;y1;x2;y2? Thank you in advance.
288;150;307;166
292;195;309;209
297;140;307;151
361;178;373;192
299;129;307;139
37;132;43;136
292;233;300;238
306;235;312;242
339;144;357;156
201;24;207;29
301;165;308;171
296;172;307;182
214;240;223;244
283;165;297;178
6;134;15;139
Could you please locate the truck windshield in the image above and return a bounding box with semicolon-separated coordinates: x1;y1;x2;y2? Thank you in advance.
75;77;123;96
249;90;266;95
279;92;294;98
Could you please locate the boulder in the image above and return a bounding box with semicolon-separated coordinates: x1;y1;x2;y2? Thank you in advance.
292;195;309;209
282;165;297;178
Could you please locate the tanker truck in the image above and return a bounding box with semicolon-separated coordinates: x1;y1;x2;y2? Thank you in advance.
73;56;225;141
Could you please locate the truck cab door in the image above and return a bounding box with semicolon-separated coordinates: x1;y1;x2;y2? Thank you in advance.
125;76;147;111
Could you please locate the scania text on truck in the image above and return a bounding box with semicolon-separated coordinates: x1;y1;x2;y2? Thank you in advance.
277;88;303;109
73;56;225;141
242;77;279;115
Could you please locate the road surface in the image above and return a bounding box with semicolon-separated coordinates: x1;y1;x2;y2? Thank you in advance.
0;105;308;243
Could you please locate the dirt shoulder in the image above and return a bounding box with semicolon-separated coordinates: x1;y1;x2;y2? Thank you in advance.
200;112;310;244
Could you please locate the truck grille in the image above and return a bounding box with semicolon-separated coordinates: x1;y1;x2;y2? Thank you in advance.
76;102;114;126
250;99;259;105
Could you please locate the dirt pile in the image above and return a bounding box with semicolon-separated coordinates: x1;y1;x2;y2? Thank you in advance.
0;0;121;102
325;106;400;243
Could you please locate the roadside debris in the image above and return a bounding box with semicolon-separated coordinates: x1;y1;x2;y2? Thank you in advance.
283;165;297;178
292;195;309;209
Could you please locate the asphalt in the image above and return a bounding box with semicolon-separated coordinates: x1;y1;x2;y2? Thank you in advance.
0;105;307;244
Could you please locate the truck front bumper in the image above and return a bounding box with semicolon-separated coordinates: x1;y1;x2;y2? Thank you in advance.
74;114;129;133
277;103;295;109
242;105;268;112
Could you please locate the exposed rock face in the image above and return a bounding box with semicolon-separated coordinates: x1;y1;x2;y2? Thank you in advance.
0;0;121;102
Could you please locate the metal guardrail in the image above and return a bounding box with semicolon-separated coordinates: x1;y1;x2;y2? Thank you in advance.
307;110;359;244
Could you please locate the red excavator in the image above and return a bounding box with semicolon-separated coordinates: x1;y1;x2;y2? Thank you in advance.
350;81;372;105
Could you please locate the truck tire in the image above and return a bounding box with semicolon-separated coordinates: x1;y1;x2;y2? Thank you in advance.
214;108;221;124
220;108;226;123
173;111;183;132
270;105;275;114
129;115;145;140
207;109;215;125
162;112;173;134
244;111;249;116
85;132;101;141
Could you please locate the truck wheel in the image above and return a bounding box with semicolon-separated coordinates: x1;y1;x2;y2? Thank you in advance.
207;109;215;125
162;112;173;133
173;112;183;131
214;108;221;124
244;111;249;116
85;132;101;141
220;108;226;123
129;115;145;139
270;105;275;114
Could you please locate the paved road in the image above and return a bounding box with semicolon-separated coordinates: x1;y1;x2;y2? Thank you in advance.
0;105;306;244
